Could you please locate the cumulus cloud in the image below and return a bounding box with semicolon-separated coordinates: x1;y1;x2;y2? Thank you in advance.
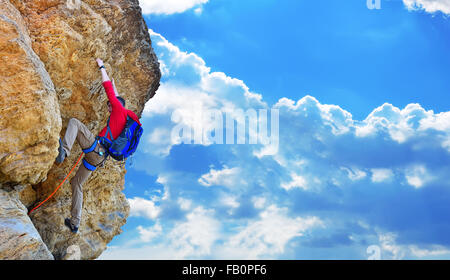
217;193;240;215
272;94;450;192
251;196;267;209
374;231;450;259
409;245;450;258
101;207;221;259
403;0;450;14
198;166;242;187
143;30;268;157
221;205;323;259
281;172;308;191
341;167;367;181
404;164;433;188
371;168;394;183
101;205;321;259
168;207;221;258
138;223;163;242
177;197;193;211
128;197;161;220
139;0;209;15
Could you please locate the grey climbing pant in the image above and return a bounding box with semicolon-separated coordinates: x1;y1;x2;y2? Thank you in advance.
62;118;106;228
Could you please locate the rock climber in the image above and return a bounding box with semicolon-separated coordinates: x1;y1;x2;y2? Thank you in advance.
55;58;141;233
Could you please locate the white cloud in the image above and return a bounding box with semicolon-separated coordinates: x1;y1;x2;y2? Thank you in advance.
281;172;308;191
100;204;324;260
146;127;173;156
144;83;217;120
178;197;193;211
198;166;241;188
419;111;450;131
147;30;211;84
167;207;220;258
100;207;220;259
252;196;267;209
194;7;203;15
356;103;425;143
219;193;240;215
144;30;268;156
128;197;161;220
419;111;450;152
373;231;450;259
139;0;209;15
159;59;170;77
403;0;450;14
341;167;367;181
137;223;163;242
219;194;240;209
405;165;433;188
409;245;450;258
99;245;172;260
274;95;354;137
221;205;323;259
277;96;433;148
371;168;394;183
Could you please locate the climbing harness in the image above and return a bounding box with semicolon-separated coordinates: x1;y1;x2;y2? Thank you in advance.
81;137;107;171
28;152;84;216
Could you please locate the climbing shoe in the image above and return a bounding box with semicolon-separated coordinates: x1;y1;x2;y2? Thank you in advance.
64;218;78;233
55;138;66;164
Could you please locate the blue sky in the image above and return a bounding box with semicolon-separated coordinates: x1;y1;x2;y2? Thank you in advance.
99;0;450;259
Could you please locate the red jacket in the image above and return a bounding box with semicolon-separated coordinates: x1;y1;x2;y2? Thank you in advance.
98;81;141;140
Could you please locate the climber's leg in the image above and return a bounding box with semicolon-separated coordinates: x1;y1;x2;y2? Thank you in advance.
62;118;96;157
67;147;105;229
69;164;91;228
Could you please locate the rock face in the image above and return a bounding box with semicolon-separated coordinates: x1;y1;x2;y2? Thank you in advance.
0;188;54;260
0;0;61;185
0;0;160;259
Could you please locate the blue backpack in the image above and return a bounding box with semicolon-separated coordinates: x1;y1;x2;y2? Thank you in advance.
100;116;143;161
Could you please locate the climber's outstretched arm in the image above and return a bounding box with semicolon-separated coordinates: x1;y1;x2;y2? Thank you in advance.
96;58;122;108
96;58;110;82
112;78;119;97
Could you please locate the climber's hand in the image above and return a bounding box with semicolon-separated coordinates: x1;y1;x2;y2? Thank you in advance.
96;58;104;68
97;58;110;82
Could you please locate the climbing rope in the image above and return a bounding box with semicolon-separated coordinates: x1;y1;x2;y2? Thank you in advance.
28;153;84;216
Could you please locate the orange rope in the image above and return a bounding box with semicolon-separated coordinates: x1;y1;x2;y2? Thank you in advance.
28;153;84;216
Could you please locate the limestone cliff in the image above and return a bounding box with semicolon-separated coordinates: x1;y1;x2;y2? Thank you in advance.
0;0;160;259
